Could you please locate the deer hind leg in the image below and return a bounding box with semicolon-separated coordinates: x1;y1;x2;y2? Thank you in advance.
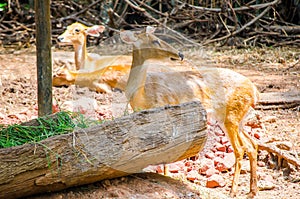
224;121;246;197
224;118;258;198
241;128;258;198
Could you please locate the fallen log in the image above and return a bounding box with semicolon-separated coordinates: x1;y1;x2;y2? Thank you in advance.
0;101;207;199
258;141;300;169
257;91;300;110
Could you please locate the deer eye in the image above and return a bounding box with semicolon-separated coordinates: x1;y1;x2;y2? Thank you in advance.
74;28;80;33
152;40;161;46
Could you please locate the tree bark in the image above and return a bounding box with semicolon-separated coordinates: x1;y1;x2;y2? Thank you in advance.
0;101;207;199
35;0;52;116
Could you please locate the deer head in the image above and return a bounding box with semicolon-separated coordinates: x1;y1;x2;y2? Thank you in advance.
57;22;105;45
120;26;184;65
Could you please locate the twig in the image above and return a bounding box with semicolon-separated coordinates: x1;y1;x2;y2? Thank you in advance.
176;0;280;12
124;0;145;12
283;58;300;72
203;5;272;45
57;0;103;22
124;0;202;48
134;0;168;17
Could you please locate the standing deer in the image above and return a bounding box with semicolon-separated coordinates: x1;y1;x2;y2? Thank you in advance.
120;26;259;198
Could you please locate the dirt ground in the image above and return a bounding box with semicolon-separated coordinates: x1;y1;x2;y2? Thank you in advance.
0;45;299;199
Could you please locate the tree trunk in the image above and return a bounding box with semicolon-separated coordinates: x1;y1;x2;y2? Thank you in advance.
0;101;207;199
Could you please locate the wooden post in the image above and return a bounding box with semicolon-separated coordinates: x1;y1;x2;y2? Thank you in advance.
35;0;52;116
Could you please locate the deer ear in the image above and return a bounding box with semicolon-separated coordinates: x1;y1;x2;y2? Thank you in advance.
120;30;138;44
146;26;156;34
86;25;105;37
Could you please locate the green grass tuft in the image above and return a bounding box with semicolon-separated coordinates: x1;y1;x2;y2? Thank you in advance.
0;111;100;149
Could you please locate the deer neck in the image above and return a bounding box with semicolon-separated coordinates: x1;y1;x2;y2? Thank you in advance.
125;50;148;105
73;39;87;70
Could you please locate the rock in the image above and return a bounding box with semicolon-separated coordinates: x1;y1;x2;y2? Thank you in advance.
143;165;163;173
241;159;250;174
257;161;266;167
62;96;98;119
205;152;215;159
206;174;226;188
264;174;274;183
199;158;214;174
214;126;225;136
215;142;226;152
185;160;195;172
243;125;252;134
258;180;276;191
254;131;261;139
186;170;201;181
205;167;220;177
155;165;164;174
220;136;229;144
215;153;235;172
227;145;234;153
215;151;225;158
188;156;198;161
245;111;263;128
52;103;60;113
168;163;181;173
185;160;194;167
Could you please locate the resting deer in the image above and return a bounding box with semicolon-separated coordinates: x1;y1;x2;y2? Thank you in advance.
120;26;259;198
52;63;130;93
54;22;132;92
57;22;132;71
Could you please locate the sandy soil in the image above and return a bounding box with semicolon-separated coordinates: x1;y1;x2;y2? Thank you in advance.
0;45;299;199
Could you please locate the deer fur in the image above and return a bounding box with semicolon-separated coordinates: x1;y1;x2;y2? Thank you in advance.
120;26;259;198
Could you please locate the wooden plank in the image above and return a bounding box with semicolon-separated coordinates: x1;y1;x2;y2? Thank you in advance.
0;101;207;199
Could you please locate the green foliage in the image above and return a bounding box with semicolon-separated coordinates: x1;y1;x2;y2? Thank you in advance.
0;3;7;11
0;111;101;148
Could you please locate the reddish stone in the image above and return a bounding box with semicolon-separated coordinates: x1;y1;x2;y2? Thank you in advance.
215;142;226;152
254;132;261;139
168;163;180;173
186;170;200;181
215;153;235;172
205;167;220;177
199;158;214;174
185;160;193;167
227;145;234;153
214;127;225;136
52;104;60;113
205;152;215;159
220;136;229;144
215;151;225;158
206;174;226;188
155;165;164;174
